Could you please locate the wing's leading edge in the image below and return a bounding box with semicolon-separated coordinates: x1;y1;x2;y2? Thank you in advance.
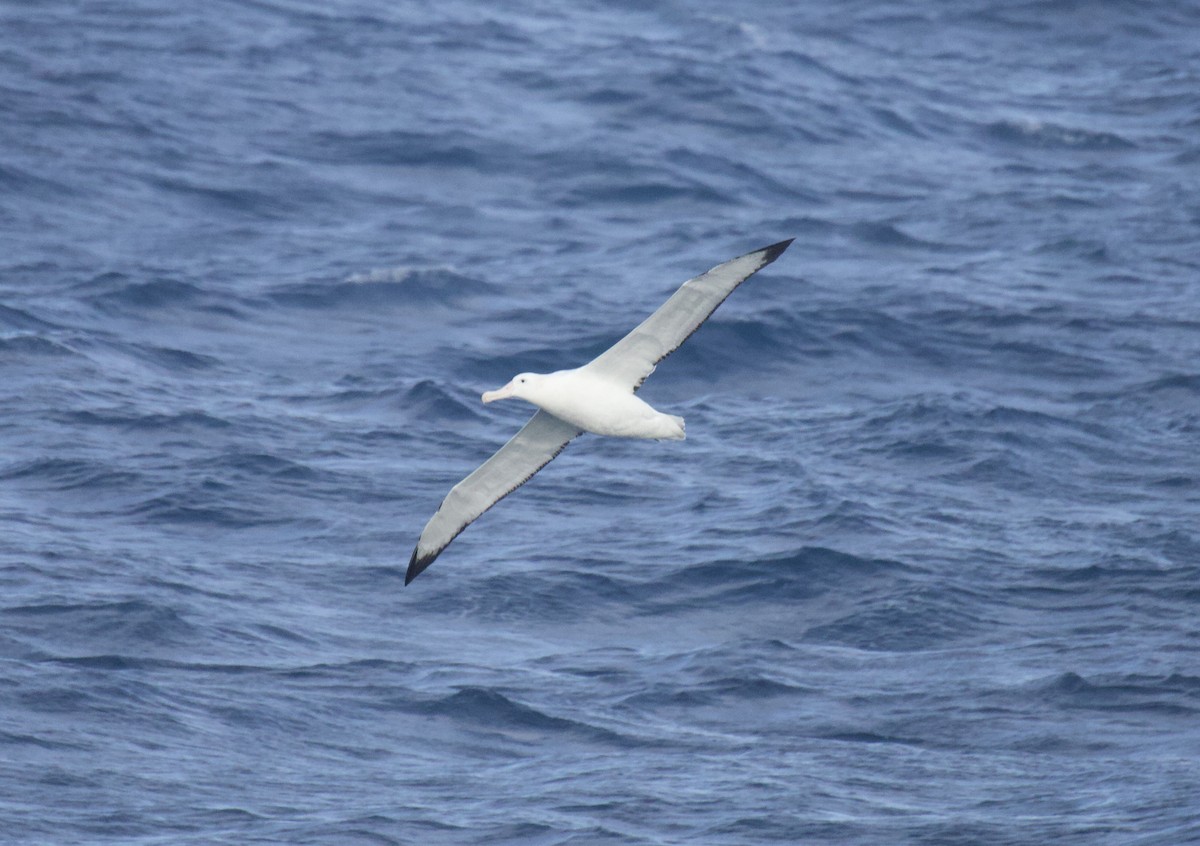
405;409;582;584
584;239;793;390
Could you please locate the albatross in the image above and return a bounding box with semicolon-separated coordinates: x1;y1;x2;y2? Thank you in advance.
406;238;793;584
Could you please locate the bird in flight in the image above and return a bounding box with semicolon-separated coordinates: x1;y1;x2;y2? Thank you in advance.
406;238;793;584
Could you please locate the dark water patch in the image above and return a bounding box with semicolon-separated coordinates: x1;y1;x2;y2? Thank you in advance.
778;48;863;85
1140;372;1200;395
1076;373;1200;435
0;334;77;357
574;85;642;106
280;380;486;424
147;175;301;219
275;658;412;682
401;379;488;423
1150;474;1193;489
16;687;95;715
62;408;232;432
290;129;491;168
0;457;141;491
1011;543;1200;605
251;622;319;647
642;69;779;136
620;684;717;709
1033;236;1111;263
268;268;495;309
199;451;320;482
941;451;1040;488
802;587;987;651
926;301;1082;332
560;178;730;207
778;214;839;236
126;342;222;371
445;568;639;622
817;730;925;747
0;161;75;198
638;547;914;611
666;147;819;202
981;404;1112;440
984;338;1112;381
850;220;955;251
807;306;962;369
702;674;811;701
126;493;287;528
48;655;275;675
0;729;86;750
411;687;632;745
1037;672;1200;717
808;498;901;537
89;277;206;310
48;654;159;671
982;118;1136;151
860;398;1119;469
0;303;61;331
5;599;197;650
622;668;812;708
1024;558;1175;590
868;106;926;139
1150;530;1200;570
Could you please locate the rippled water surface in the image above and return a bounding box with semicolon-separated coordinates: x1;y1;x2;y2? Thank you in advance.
2;1;1199;843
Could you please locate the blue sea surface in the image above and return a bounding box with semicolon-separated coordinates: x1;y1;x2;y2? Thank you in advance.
2;1;1199;843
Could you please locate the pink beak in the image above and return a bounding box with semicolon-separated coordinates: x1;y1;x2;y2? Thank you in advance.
481;381;516;403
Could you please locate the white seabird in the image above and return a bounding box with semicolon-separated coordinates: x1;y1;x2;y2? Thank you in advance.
406;238;793;584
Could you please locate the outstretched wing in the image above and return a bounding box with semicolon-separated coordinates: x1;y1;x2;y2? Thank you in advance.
406;409;582;584
583;239;793;391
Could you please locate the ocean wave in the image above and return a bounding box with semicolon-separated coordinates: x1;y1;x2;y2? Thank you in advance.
409;687;634;745
802;586;990;651
197;451;320;481
636;547;914;612
402;379;490;423
1037;672;1200;717
6;599;198;651
0;334;78;357
147;174;303;219
560;177;731;208
124;493;290;529
62;408;232;431
0;303;61;331
89;277;206;310
288;128;496;169
850;220;957;251
269;267;495;309
621;673;812;709
982;118;1136;151
125;342;222;371
0;162;76;199
0;457;141;491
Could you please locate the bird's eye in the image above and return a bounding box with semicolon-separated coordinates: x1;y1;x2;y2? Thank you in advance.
519;378;526;383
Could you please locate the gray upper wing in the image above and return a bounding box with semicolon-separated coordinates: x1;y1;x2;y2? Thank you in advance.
406;409;582;583
583;239;793;391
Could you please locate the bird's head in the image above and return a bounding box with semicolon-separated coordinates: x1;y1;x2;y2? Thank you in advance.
482;372;542;404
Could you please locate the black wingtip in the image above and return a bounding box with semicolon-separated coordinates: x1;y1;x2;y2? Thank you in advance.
405;547;434;586
759;238;795;264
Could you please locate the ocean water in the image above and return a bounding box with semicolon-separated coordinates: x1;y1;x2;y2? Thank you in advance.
2;0;1199;843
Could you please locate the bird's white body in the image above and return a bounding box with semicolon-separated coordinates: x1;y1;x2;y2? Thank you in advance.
482;368;685;440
